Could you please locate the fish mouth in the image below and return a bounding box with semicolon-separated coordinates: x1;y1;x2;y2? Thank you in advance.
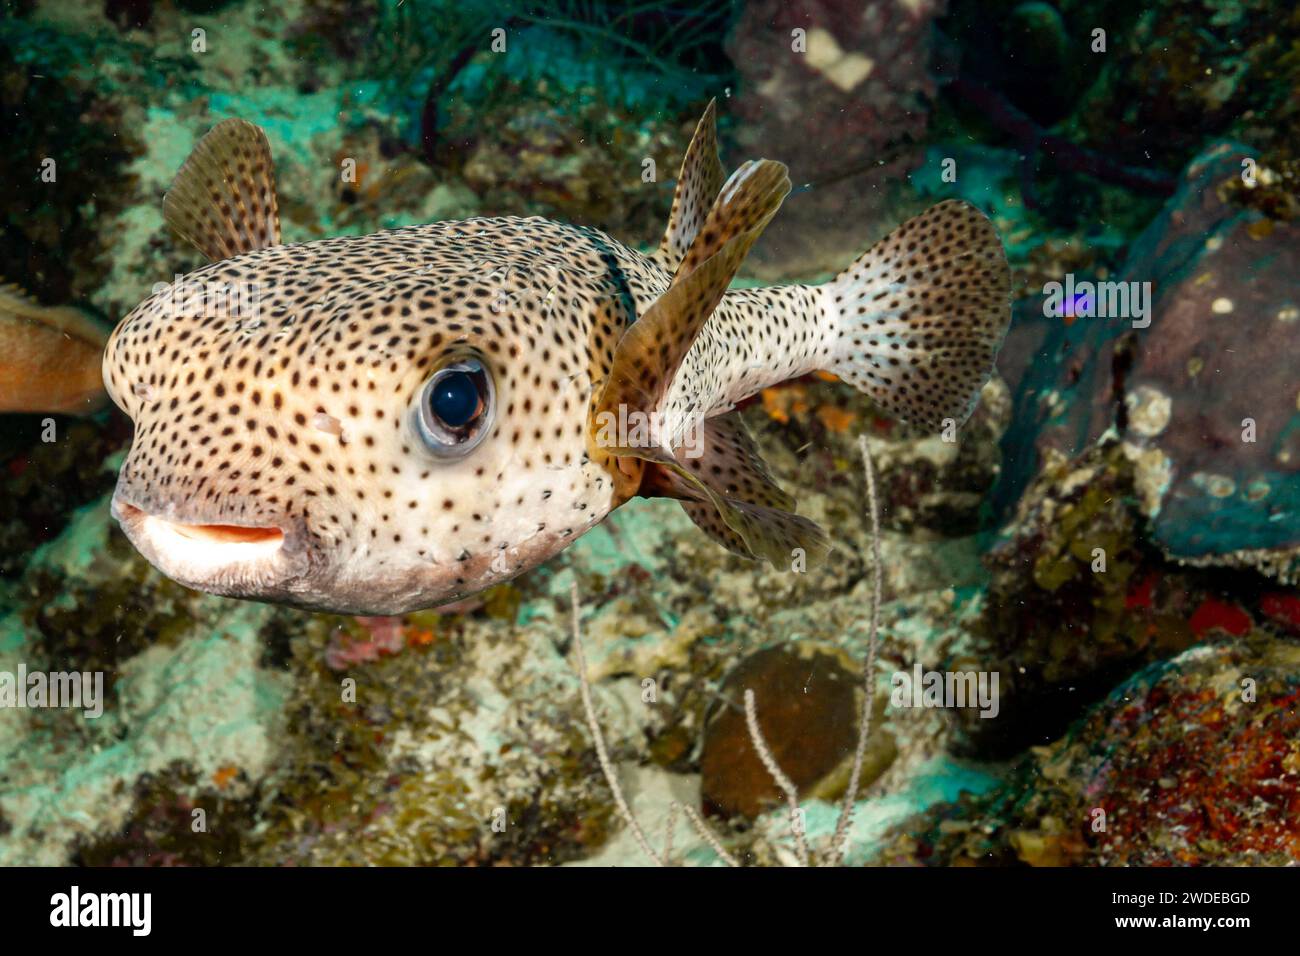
120;502;286;556
111;498;307;598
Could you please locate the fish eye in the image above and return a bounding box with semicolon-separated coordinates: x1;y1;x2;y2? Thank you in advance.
415;357;494;457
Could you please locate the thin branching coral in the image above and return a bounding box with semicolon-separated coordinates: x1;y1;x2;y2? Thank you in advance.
570;434;885;866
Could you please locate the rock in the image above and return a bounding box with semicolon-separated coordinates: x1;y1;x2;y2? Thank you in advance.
454;95;679;248
902;633;1300;866
971;444;1164;754
1072;0;1300;173
724;0;945;278
964;438;1300;756
700;641;894;819
994;141;1300;582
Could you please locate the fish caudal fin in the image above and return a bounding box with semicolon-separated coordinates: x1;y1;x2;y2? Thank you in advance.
824;200;1011;431
163;118;282;262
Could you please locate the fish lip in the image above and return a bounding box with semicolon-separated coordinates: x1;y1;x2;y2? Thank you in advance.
114;499;286;551
110;494;316;599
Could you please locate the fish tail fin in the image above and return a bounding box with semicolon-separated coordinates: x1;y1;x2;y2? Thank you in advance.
823;200;1011;431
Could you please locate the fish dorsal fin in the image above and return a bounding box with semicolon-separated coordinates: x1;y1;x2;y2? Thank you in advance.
641;413;831;568
163;118;281;261
653;99;726;272
596;158;790;466
673;159;784;281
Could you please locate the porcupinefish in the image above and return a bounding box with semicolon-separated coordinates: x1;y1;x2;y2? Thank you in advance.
0;284;108;414
104;103;1011;615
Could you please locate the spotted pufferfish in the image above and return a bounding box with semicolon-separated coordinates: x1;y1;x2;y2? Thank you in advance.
104;102;1011;615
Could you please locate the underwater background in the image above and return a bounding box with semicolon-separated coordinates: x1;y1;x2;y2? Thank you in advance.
1;0;1299;866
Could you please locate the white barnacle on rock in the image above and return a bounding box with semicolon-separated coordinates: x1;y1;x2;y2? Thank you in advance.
1125;384;1172;438
804;28;875;92
1121;440;1173;519
1191;471;1237;498
1244;479;1271;503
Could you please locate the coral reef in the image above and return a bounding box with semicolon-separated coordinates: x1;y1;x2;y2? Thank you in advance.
2;0;1299;870
898;633;1300;866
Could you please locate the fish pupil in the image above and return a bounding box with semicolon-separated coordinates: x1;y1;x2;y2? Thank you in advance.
431;371;480;428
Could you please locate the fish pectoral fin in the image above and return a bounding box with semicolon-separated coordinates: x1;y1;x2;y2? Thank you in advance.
639;413;830;568
675;413;795;511
657;463;831;568
595;159;790;458
163;118;282;262
653;99;725;273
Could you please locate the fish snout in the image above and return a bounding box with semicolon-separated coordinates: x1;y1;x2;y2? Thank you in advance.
109;487;321;603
